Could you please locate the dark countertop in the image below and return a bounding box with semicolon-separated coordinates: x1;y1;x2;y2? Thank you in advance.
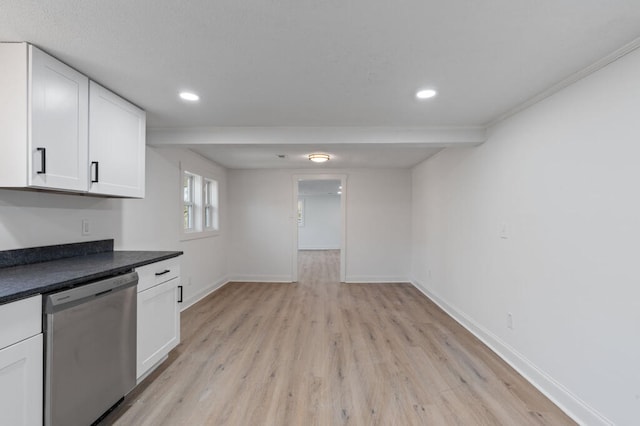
0;250;182;305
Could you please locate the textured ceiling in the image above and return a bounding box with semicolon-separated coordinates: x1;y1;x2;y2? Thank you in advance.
2;1;640;168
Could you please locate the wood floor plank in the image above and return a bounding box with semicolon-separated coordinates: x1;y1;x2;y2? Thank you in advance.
103;250;575;425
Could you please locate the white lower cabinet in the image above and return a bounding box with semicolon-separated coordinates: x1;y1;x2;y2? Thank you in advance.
0;296;42;426
136;259;181;381
0;335;43;426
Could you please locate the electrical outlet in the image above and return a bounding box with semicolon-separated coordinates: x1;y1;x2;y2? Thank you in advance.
507;312;513;329
81;219;90;236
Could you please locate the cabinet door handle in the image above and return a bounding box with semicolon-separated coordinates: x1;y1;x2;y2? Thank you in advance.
37;147;46;174
91;161;99;183
178;285;183;303
155;269;171;276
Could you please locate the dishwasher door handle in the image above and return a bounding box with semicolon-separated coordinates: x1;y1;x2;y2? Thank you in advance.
44;271;138;314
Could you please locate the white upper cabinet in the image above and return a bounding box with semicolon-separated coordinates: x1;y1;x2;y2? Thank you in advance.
29;46;89;192
89;82;146;198
0;42;146;198
0;42;89;192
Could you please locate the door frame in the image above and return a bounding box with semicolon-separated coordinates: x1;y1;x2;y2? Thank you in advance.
292;174;347;282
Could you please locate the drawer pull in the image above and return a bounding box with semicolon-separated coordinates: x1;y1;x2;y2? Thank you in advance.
155;269;171;276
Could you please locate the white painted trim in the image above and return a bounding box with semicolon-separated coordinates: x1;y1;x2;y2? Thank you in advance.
148;126;486;146
410;279;613;426
292;174;347;283
345;276;409;284
179;160;223;241
180;275;230;312
487;36;640;128
228;275;293;283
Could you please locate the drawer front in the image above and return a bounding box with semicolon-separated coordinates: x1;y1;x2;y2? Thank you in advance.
136;257;180;292
0;295;42;351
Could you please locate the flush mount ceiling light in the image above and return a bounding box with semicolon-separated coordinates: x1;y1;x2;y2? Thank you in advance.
416;89;437;99
179;91;200;101
308;153;330;163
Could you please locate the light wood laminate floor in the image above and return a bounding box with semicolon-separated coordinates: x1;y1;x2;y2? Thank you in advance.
104;250;575;425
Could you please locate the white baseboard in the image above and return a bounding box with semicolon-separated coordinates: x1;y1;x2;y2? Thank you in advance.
228;274;293;283
345;275;409;283
180;275;231;311
410;279;612;426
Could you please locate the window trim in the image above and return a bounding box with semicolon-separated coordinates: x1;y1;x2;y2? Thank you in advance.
180;163;220;241
203;178;219;232
297;198;305;227
183;172;196;232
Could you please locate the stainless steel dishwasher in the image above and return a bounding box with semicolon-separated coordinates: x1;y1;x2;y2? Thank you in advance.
44;271;138;426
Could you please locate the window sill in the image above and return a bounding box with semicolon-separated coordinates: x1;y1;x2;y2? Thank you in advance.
180;229;220;241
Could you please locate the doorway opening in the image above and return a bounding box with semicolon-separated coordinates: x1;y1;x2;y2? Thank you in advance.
292;174;347;282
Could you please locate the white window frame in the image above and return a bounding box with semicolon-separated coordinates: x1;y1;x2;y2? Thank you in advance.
204;178;219;232
183;172;196;232
180;164;220;241
297;198;305;227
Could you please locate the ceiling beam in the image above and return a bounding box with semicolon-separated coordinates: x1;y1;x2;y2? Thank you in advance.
147;126;486;147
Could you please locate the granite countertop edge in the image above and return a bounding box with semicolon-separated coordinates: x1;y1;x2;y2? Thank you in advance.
0;251;183;305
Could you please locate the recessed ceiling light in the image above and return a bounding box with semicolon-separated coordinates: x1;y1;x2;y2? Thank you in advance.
179;91;200;101
416;89;437;99
308;153;330;163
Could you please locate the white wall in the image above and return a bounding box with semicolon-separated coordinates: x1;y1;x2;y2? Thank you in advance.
0;190;121;250
410;47;640;425
298;194;341;250
119;147;229;308
0;147;228;308
229;168;411;282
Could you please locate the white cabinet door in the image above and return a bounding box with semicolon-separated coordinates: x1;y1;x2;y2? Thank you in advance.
89;81;146;198
0;334;43;426
137;277;180;380
29;46;89;191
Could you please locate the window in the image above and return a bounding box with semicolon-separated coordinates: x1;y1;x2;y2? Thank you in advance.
204;178;219;231
181;169;219;239
297;198;305;227
183;172;196;231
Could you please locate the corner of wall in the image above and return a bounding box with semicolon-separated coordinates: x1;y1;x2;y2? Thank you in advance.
180;275;231;312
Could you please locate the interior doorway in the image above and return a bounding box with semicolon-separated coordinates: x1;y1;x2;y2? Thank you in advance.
292;174;347;282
